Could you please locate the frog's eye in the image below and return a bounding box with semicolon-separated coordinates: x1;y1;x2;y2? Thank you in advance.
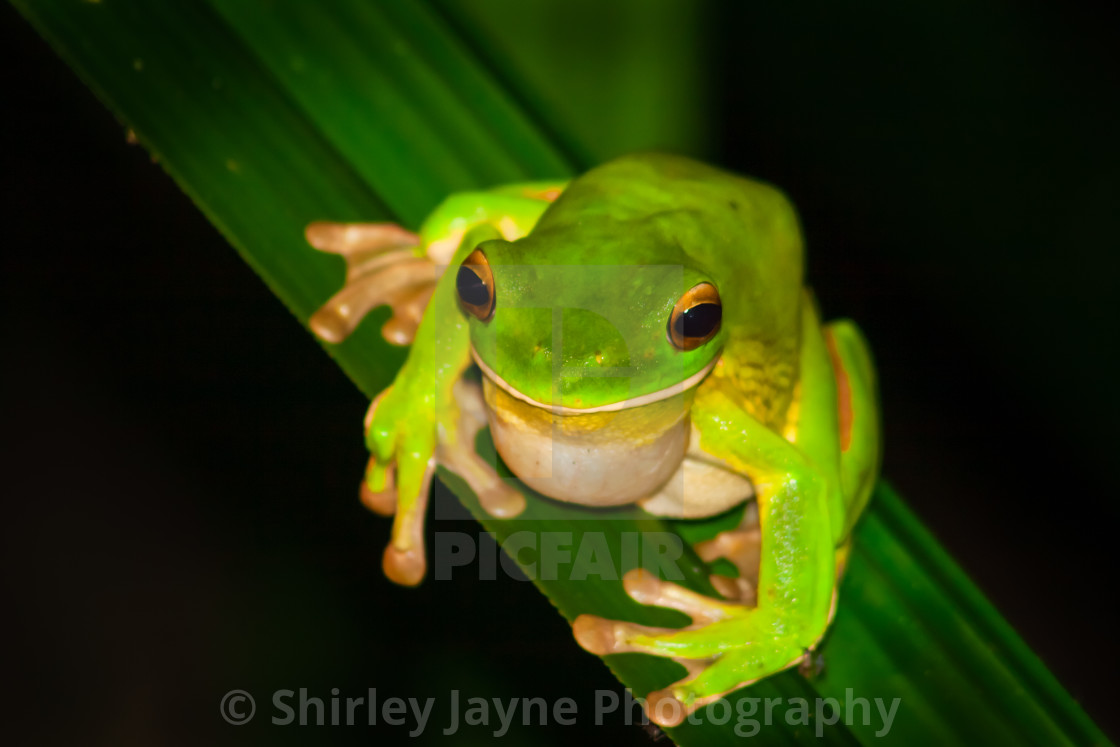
668;282;722;351
456;248;496;321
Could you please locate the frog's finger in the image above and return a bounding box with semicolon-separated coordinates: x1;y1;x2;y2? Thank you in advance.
363;388;397;462
380;284;437;346
366;398;401;463
437;379;526;518
363;389;388;432
438;438;525;517
621;569;736;625
310;258;437;344
361;457;395;517
694;527;760;571
694;527;761;604
305;221;418;255
383;456;435;587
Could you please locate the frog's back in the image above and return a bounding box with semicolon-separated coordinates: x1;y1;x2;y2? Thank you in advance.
538;154;801;270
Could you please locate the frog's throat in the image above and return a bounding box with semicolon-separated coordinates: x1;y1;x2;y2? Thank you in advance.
470;348;717;506
469;349;718;415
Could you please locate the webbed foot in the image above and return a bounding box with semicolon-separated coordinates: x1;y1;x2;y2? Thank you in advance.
305;221;437;345
573;569;809;727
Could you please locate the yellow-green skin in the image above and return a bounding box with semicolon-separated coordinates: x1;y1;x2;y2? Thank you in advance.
365;153;879;722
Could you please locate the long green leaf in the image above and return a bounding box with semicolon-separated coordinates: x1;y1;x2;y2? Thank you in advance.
12;1;1108;744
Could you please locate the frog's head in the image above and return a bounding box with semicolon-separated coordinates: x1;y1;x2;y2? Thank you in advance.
453;222;724;506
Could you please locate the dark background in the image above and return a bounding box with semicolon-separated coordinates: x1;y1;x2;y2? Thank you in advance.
3;1;1117;744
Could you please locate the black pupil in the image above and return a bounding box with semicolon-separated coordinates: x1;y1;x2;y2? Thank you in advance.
457;265;490;307
677;303;721;339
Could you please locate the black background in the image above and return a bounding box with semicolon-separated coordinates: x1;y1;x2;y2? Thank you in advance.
3;2;1117;744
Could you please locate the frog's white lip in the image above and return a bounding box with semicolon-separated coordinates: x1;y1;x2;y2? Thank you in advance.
470;349;718;416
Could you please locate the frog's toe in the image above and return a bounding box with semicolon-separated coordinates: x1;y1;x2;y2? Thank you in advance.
360;458;396;516
439;379;527;519
643;688;687;727
383;543;425;586
309;258;437;345
572;614;686;657
694;526;761;604
380;458;435;587
361;480;397;517
305;221;418;255
572;614;619;656
708;574;753;602
360;478;396;517
379;284;436;345
644;650;768;727
574;570;748;659
622;569;736;625
306;221;432;345
572;611;728;659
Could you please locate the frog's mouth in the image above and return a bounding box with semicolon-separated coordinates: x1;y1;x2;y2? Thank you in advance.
471;349;717;506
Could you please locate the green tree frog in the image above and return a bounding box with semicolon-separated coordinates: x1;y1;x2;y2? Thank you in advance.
306;153;879;726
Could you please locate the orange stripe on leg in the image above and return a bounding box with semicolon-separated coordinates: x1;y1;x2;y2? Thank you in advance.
521;186;563;201
825;331;853;452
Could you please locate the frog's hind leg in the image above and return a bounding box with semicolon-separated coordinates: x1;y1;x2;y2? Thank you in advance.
573;568;800;726
824;320;880;538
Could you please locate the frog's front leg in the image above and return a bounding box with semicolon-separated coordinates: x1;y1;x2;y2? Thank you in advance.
308;185;563;585
574;383;838;726
342;224;531;586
